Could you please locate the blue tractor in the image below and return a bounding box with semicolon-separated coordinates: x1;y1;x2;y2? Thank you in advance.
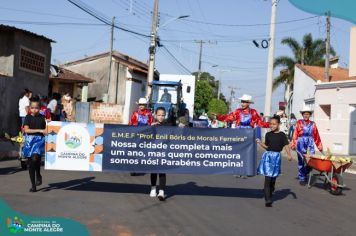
149;80;185;125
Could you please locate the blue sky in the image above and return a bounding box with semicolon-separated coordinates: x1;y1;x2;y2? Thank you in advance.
1;0;353;113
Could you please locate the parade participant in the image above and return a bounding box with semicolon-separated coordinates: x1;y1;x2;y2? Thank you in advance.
129;98;153;176
23;98;46;192
290;105;323;185
215;94;269;129
280;113;289;135
47;93;59;121
61;93;74;121
150;107;169;201
256;115;292;207
288;113;297;140
18;89;31;126
28;103;52;122
129;97;153;126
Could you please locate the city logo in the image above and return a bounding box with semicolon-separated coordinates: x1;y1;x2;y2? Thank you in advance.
7;216;25;233
64;132;82;149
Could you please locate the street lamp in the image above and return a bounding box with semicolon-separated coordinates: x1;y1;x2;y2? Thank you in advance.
212;65;231;100
158;15;190;30
146;14;190;97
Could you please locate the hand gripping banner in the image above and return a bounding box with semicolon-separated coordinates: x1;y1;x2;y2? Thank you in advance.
45;122;257;175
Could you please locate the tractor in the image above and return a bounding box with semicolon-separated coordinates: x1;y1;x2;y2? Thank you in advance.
149;80;185;125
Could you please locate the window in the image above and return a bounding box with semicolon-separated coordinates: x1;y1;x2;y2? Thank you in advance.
320;104;331;120
19;47;46;75
187;86;191;93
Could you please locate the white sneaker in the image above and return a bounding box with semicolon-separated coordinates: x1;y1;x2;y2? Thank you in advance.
150;187;157;197
157;190;165;201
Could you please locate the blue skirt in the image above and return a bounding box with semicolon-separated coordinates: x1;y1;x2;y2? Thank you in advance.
22;135;45;158
257;151;281;177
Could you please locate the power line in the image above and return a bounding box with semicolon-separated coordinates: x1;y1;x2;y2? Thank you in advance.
184;15;319;27
162;46;192;74
159;49;188;74
0;6;96;21
160;12;318;27
0;19;106;26
67;0;150;37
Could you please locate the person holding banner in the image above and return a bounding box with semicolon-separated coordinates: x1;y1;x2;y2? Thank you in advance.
150;107;170;201
22;97;46;192
290;106;323;186
256;115;292;207
129;98;153;126
215;94;269;129
214;94;269;178
129;98;153;176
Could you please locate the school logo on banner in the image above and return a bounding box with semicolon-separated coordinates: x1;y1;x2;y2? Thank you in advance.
1;198;89;235
7;216;25;233
64;131;82;149
45;122;104;172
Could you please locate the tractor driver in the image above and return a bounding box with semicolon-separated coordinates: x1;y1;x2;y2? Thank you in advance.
160;88;172;103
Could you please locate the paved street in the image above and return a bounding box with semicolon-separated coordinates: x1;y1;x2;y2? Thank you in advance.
1;151;355;236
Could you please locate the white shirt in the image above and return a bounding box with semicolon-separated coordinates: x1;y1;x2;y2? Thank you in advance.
47;99;57;113
18;96;30;117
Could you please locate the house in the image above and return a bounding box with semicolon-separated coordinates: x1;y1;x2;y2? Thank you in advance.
49;65;94;101
314;80;356;155
63;51;158;124
291;26;356;155
0;25;54;135
292;61;347;119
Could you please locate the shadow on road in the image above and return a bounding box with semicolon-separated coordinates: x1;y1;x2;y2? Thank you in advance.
40;178;297;201
0;166;23;175
40;177;96;192
273;189;297;201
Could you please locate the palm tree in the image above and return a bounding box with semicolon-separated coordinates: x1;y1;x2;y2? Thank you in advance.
273;33;336;103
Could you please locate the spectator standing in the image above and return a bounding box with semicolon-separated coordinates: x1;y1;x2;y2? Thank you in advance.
19;89;31;126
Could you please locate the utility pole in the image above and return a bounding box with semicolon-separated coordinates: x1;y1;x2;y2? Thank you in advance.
146;0;159;98
218;80;221;100
229;87;235;113
264;0;278;117
228;86;239;112
215;68;231;100
324;11;331;82
196;40;205;80
106;16;115;103
196;40;217;80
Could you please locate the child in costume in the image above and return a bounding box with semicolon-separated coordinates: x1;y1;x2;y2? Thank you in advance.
257;115;292;207
129;97;153;176
150;107;170;201
290;105;323;185
129;97;153;126
23;98;46;192
215;94;269;129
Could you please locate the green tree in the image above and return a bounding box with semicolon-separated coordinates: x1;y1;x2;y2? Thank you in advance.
192;71;229;114
207;98;228;115
194;79;214;114
273;33;336;102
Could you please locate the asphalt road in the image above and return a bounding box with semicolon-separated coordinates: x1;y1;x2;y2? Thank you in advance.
1;151;355;236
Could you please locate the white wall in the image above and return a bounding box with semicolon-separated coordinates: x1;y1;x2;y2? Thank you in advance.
122;70;146;124
315;83;356;155
292;66;317;119
160;74;196;122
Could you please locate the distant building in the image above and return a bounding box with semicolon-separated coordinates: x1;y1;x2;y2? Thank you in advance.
63;51;158;124
0;25;54;135
49;65;94;100
291;26;356;155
